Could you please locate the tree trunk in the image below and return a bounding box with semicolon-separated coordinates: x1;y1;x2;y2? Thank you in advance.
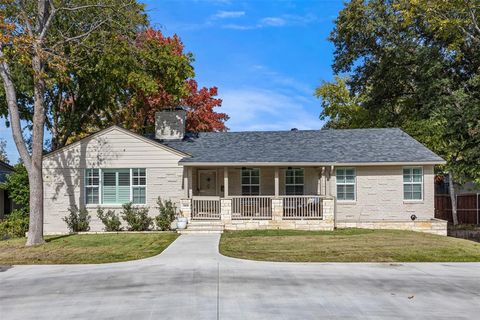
26;166;44;245
448;172;459;226
25;50;47;245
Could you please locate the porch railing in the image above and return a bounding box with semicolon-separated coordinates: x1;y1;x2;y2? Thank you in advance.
282;196;323;220
191;196;221;220
231;196;273;220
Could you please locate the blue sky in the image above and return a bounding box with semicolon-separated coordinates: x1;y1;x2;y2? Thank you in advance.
0;0;344;163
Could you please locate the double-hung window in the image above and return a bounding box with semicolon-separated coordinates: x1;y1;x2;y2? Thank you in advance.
84;168;146;205
85;169;100;205
241;168;260;195
336;168;356;201
132;168;147;204
403;167;423;200
285;168;304;195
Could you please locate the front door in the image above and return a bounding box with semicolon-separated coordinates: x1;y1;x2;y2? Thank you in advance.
198;170;217;196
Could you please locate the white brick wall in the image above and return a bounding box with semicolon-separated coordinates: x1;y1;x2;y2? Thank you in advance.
333;165;435;222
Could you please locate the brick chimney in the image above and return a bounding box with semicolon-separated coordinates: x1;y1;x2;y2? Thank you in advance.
155;109;186;140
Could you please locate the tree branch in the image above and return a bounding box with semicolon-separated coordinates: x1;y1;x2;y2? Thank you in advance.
0;48;32;172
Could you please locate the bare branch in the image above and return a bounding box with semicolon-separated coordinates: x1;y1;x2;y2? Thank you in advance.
39;1;57;40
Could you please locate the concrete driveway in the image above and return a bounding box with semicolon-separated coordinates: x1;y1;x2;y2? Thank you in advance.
1;234;480;320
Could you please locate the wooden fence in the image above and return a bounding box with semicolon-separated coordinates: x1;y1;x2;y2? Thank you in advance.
435;194;480;224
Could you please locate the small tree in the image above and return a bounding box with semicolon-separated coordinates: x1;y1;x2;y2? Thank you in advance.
121;203;152;231
155;198;176;231
97;208;122;232
63;206;91;233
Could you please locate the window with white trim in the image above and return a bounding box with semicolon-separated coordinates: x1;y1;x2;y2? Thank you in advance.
241;168;260;195
403;167;423;200
132;168;146;204
336;168;356;201
285;168;304;195
85;169;100;204
84;168;146;205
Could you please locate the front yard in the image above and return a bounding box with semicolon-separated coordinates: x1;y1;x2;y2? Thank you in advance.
219;229;480;262
0;233;179;265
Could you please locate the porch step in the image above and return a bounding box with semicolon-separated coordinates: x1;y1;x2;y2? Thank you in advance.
177;220;225;234
178;230;223;234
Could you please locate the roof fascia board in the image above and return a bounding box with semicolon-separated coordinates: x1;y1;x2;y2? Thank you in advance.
180;161;446;167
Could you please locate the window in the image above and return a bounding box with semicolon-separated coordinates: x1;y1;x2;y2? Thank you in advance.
84;168;146;205
336;168;355;201
403;167;423;200
285;168;304;195
85;169;99;204
241;168;260;195
132;168;146;204
102;169;131;204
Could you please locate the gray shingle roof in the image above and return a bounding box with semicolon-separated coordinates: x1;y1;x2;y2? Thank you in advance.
161;128;444;164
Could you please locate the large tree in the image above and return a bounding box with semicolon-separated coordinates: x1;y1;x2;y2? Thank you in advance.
49;28;228;146
0;0;146;245
317;0;480;224
110;29;228;135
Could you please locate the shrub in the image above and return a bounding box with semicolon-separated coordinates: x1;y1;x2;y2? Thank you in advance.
0;210;29;240
63;205;91;232
97;208;122;232
121;203;152;231
155;198;176;231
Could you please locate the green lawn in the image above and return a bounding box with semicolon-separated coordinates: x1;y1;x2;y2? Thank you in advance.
219;229;480;262
0;233;179;265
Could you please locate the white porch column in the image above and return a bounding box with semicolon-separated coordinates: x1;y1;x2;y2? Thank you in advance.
183;167;189;198
187;167;193;198
326;166;333;196
224;167;229;197
274;167;279;197
317;167;323;195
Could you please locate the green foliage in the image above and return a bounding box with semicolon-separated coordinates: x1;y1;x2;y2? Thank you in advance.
318;0;480;186
63;206;91;233
155;198;176;231
0;163;29;215
121;203;152;231
0;1;149;149
97;208;122;232
0;210;29;240
315;76;370;129
0;138;8;163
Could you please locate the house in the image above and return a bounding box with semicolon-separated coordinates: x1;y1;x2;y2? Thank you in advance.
43;110;448;235
0;160;14;219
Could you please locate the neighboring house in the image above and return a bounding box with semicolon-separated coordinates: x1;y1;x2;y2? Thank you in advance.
43;110;448;235
0;160;14;219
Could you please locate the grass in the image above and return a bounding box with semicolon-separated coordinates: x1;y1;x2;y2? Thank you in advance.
0;233;179;265
219;229;480;262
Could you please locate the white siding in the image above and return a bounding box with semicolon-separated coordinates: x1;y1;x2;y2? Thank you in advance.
43;127;185;233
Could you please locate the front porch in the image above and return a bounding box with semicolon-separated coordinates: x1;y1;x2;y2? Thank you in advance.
179;166;336;231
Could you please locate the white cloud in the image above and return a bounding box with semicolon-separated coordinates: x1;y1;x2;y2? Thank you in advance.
213;10;245;19
260;17;286;27
219;87;322;131
223;13;318;30
222;23;255;30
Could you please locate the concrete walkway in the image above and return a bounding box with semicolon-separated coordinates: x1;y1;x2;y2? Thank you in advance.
1;234;480;319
